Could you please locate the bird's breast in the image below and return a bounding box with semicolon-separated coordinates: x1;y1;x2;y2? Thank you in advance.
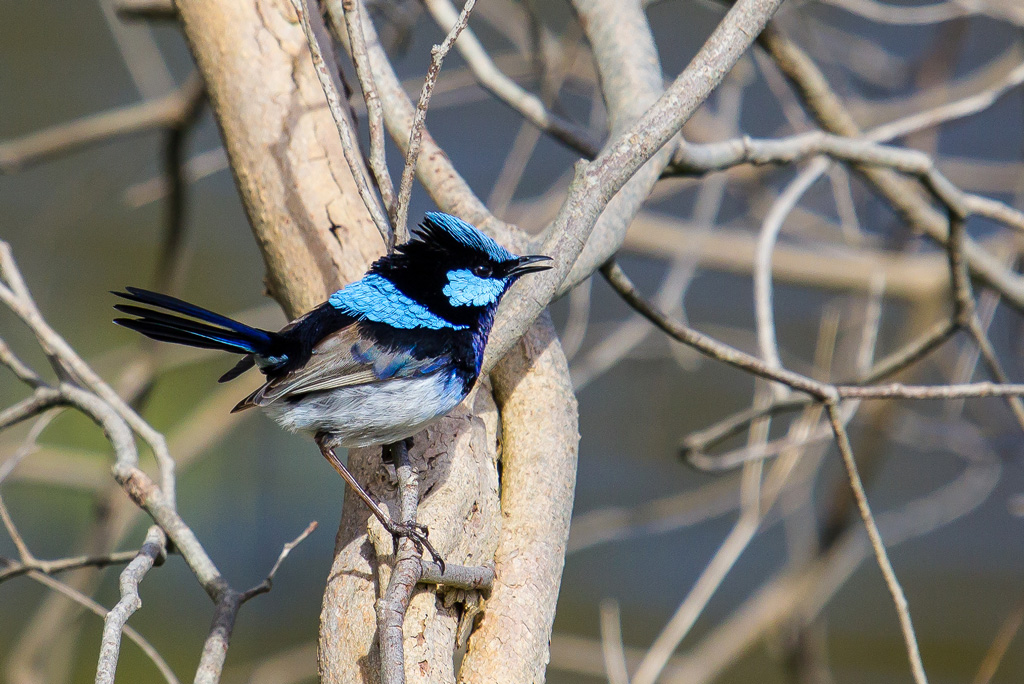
261;369;469;448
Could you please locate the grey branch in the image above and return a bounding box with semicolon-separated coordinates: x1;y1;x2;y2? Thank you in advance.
0;73;203;174
393;0;478;245
378;442;425;684
290;0;392;247
95;526;168;684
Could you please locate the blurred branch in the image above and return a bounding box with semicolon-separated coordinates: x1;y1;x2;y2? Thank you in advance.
0;73;203;174
818;0;983;25
0;241;304;683
423;0;600;158
756;23;1024;311
115;0;177;21
971;593;1024;684
599;599;630;684
27;570;180;684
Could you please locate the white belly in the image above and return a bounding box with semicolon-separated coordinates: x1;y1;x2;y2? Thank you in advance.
261;372;467;448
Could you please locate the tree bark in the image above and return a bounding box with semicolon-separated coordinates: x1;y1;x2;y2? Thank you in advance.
172;1;580;682
175;0;382;315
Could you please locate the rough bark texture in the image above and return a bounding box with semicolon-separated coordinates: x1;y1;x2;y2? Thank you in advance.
460;315;579;684
173;2;577;682
321;388;502;684
175;0;382;316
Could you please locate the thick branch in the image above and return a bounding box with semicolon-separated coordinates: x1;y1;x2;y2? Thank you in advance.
460;315;579;683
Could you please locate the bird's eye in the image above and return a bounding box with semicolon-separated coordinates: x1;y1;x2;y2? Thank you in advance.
472;265;493;278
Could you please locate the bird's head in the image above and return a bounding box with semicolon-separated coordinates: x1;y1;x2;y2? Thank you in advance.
371;212;553;329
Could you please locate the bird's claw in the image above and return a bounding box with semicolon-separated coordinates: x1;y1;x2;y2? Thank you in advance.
385;519;445;573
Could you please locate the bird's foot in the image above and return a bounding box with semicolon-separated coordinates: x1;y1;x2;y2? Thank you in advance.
384;518;445;573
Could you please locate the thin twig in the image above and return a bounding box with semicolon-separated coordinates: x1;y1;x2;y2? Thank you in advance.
945;212;1024;431
393;0;479;244
341;0;398;220
96;526;167;684
824;402;928;684
290;0;392;247
241;521;319;601
0;548;141;584
754;159;829;372
378;441;425;684
606;260;1024;403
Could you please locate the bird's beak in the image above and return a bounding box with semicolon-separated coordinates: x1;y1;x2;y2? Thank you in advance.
508;254;554;277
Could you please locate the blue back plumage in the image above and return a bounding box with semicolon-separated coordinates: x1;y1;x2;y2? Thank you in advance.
329;274;468;330
113;211;551;413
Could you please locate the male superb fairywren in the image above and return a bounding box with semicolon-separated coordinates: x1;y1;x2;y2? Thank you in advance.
113;212;552;567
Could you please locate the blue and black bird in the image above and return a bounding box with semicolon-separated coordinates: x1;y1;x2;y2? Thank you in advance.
113;212;552;566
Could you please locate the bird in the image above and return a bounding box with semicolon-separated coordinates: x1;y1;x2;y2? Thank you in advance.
112;212;552;569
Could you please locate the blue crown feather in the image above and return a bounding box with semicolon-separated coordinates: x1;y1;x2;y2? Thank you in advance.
420;212;515;263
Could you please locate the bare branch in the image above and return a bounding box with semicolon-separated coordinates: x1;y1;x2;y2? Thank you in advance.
241;521;319;602
290;0;392;247
0;74;203;174
95;526;167;684
393;0;478;244
824;402;929;684
341;0;398;218
377;441;424;684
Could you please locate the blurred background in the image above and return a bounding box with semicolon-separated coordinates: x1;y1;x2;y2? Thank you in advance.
2;0;1024;682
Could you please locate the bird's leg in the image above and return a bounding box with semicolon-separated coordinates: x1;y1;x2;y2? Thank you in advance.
385;439;445;572
315;434;444;570
380;437;413;465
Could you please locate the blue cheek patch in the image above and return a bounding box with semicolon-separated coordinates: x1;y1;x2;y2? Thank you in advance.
443;269;507;307
330;274;466;330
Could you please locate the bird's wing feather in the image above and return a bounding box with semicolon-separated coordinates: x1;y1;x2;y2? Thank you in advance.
232;324;448;412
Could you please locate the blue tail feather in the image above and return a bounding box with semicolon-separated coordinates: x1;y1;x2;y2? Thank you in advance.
112;288;285;371
116;287;273;344
113;318;257;352
113;304;258;350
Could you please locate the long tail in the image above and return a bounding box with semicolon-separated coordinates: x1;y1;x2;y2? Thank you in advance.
112;287;283;382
